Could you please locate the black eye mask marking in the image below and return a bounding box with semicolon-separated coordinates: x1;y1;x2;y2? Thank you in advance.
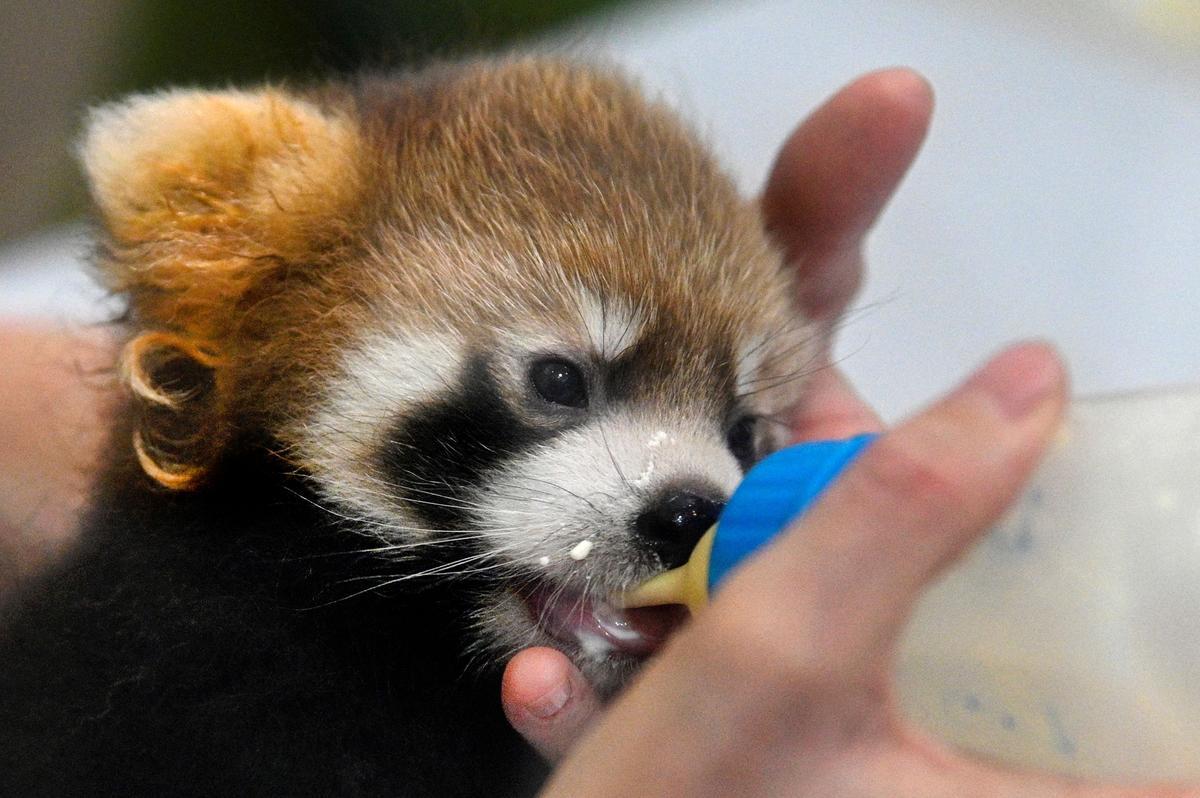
381;353;552;530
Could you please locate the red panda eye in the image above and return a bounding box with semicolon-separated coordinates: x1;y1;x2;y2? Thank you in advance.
530;358;588;408
726;416;757;465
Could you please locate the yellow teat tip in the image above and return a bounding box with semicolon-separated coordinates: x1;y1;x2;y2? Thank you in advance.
616;526;716;614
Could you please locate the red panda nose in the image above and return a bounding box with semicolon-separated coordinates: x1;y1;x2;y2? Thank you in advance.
634;491;724;570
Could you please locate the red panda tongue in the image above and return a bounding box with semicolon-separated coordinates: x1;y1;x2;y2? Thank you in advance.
522;584;688;658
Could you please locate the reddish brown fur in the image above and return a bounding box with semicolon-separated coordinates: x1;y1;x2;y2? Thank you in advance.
83;58;804;488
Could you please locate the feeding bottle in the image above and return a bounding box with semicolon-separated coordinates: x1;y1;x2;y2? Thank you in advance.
621;386;1200;783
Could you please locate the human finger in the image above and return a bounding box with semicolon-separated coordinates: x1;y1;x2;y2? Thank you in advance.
788;364;884;442
500;646;602;762
717;341;1067;677
761;68;934;321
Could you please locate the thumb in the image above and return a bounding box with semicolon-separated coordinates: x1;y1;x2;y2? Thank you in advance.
501;647;601;762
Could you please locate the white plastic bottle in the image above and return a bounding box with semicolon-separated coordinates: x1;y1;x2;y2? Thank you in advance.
896;386;1200;783
623;385;1200;784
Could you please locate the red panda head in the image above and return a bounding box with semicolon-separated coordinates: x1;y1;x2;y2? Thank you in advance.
83;59;823;692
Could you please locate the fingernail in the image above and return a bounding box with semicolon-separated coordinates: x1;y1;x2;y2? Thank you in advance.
526;680;571;720
967;342;1064;419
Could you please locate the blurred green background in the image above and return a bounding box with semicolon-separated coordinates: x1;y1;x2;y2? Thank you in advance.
0;0;631;244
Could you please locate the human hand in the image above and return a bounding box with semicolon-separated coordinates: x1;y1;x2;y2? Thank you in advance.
0;325;113;593
541;342;1199;797
501;67;930;760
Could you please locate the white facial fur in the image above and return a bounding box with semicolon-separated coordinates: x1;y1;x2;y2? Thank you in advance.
575;287;645;360
474;412;743;581
291;285;803;691
299;330;466;537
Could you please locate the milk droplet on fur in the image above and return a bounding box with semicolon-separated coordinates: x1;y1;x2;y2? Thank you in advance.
632;460;655;488
569;539;594;560
537;555;551;566
634;430;669;488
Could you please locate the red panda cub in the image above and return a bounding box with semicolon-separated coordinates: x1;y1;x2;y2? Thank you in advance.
0;59;822;796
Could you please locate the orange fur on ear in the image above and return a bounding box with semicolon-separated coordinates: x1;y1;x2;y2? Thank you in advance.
81;88;362;487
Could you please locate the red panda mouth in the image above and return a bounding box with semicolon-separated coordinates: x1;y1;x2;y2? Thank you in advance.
520;582;688;659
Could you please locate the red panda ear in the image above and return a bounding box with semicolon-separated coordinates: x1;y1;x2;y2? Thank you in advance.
121;332;223;490
80;88;362;339
80;88;362;488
